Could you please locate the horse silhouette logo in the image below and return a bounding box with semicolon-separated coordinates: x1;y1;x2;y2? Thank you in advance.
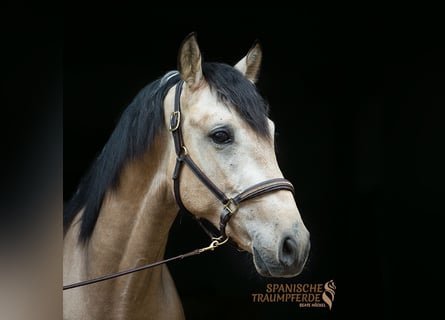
321;280;336;310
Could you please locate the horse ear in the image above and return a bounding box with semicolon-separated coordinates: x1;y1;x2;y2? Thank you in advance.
234;41;262;83
178;32;203;89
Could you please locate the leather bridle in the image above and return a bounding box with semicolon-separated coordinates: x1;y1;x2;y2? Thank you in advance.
63;79;295;290
170;80;295;243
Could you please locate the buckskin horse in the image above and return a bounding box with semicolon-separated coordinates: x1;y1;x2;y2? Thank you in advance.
63;33;310;319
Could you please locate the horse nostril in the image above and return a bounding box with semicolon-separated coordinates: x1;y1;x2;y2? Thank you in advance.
279;236;298;267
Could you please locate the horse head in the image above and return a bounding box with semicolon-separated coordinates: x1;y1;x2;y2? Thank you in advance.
164;33;310;277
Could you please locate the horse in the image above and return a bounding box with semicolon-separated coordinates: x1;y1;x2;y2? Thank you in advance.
63;33;310;320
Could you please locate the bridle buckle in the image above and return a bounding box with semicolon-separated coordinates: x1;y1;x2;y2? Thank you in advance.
169;110;181;132
223;198;238;216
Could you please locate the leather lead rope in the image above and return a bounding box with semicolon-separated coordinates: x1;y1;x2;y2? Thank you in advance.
63;238;226;290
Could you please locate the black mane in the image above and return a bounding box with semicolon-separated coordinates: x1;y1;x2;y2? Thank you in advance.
64;63;270;243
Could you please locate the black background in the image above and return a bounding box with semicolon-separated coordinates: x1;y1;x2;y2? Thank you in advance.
63;4;443;320
2;2;443;320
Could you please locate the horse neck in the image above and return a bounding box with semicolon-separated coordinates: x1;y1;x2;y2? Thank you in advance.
83;131;183;318
89;132;177;271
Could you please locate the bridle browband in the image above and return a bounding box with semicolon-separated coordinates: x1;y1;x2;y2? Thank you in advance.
63;79;295;290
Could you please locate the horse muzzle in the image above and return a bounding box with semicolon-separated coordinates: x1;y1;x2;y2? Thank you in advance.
252;227;310;278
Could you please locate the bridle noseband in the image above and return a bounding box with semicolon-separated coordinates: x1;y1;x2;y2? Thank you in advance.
63;79;296;290
170;80;295;243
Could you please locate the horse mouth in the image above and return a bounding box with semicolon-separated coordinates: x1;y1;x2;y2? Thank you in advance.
252;245;309;278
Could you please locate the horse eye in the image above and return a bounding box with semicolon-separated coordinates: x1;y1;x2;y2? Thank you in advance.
210;129;232;144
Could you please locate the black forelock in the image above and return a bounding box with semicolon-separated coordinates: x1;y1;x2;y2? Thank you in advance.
202;62;271;139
